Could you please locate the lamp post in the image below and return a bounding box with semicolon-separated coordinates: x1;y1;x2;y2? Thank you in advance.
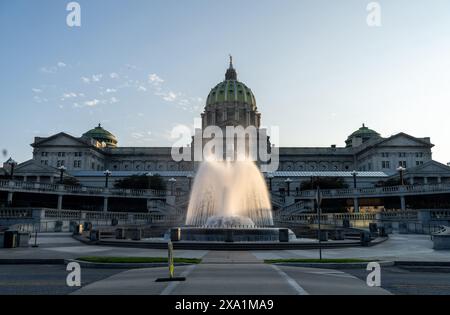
187;174;194;190
104;170;112;188
397;166;406;186
6;158;17;180
351;170;358;189
266;173;274;192
168;177;177;195
58;165;66;184
284;178;292;196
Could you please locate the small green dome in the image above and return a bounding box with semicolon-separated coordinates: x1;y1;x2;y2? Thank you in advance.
206;56;256;109
345;124;380;147
83;124;118;148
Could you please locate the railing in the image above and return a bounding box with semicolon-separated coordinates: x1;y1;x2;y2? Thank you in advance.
270;193;285;206
282;200;311;214
0;180;174;198
0;208;33;218
295;183;450;199
3;179;450;202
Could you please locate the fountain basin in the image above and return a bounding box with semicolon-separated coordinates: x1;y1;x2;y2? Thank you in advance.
170;226;296;242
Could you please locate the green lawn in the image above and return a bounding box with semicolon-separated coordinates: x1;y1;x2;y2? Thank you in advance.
77;256;201;264
264;258;375;264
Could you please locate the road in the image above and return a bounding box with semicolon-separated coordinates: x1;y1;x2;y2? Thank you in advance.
0;234;449;295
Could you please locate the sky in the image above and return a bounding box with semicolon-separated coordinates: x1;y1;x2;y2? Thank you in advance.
0;0;449;164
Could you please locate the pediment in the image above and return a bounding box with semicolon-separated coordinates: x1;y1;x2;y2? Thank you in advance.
377;133;432;148
33;132;88;148
407;160;450;175
14;159;59;174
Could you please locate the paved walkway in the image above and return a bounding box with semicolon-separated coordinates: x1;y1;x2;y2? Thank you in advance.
73;251;389;295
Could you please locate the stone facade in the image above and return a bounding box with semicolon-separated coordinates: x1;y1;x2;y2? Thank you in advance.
3;60;449;192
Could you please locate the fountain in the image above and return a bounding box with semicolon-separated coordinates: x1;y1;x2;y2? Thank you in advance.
186;160;273;227
172;160;295;242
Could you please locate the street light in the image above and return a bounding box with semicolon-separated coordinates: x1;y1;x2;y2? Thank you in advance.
284;178;292;196
104;170;112;188
187;173;194;190
397;166;406;186
351;170;358;189
6;158;17;180
266;173;274;192
58;165;66;184
168;177;177;195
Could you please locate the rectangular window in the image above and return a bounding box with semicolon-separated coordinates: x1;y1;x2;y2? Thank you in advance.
382;161;390;169
399;161;407;168
416;161;424;166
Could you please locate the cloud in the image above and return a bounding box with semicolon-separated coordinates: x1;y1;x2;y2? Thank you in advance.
85;99;100;107
32;88;42;93
105;88;117;93
57;62;67;68
110;72;119;79
62;92;77;99
40;66;57;74
33;96;48;103
131;132;144;139
148;73;164;85
137;86;147;92
92;74;103;82
81;74;103;84
162;91;177;102
109;97;119;104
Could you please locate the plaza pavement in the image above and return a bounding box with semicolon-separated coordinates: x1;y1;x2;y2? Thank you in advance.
0;233;449;295
72;251;389;295
1;233;448;263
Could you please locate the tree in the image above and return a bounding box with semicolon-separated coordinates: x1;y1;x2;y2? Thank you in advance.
375;178;401;187
114;174;166;190
300;177;348;190
61;177;81;187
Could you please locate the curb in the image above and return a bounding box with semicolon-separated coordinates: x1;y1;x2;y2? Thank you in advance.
64;259;194;269
271;261;395;269
0;259;65;265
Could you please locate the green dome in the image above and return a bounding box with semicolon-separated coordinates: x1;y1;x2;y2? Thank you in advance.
83;124;118;148
206;56;256;109
345;124;380;147
206;80;256;108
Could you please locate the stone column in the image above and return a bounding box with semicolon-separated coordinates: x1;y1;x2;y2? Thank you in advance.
57;195;63;210
103;197;108;213
424;177;428;184
353;197;359;213
438;177;442;184
400;195;406;211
